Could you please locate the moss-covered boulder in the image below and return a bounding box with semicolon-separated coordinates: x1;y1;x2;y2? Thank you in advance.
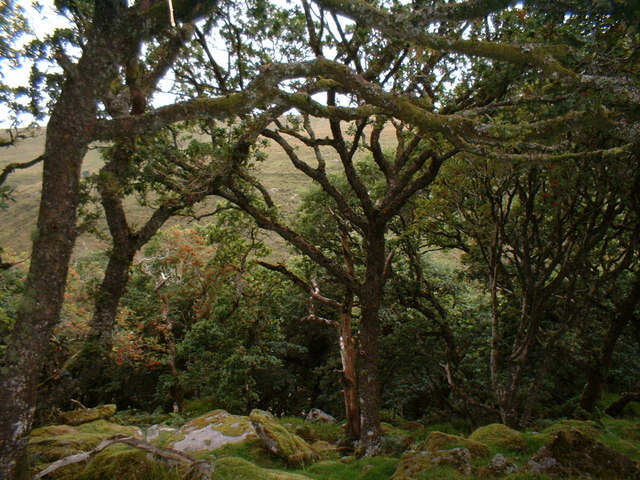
540;419;600;438
419;431;491;458
73;449;185;480
469;423;527;452
168;409;255;453
29;420;145;478
392;447;471;479
58;404;117;426
213;457;312;479
527;429;640;479
249;409;319;467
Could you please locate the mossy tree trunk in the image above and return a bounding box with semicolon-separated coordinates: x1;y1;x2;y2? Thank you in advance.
0;5;123;476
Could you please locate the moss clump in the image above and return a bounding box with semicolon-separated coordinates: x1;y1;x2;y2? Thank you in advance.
418;431;490;458
76;449;184;480
58;404;117;426
213;457;312;480
529;429;640;479
392;448;471;479
280;417;342;443
30;420;142;468
301;457;398;480
539;419;600;439
250;409;319;468
469;424;527;452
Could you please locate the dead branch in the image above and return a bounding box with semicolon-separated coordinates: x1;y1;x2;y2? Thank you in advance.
0;155;44;187
34;434;213;479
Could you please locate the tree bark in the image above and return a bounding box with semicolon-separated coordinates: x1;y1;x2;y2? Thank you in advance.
580;276;640;412
339;306;360;441
357;226;385;455
0;7;122;478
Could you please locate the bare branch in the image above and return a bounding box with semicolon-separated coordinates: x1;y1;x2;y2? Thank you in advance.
34;434;212;479
0;155;44;187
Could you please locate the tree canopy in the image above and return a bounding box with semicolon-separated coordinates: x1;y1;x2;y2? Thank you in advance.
0;0;638;478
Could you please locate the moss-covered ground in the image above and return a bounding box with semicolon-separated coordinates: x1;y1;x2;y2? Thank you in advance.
29;406;640;480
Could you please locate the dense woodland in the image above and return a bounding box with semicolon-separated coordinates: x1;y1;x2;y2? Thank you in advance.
1;0;639;479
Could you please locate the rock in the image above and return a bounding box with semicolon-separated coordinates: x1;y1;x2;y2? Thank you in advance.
469;423;527;452
419;431;491;458
393;447;472;479
305;408;336;424
168;409;255;453
485;453;520;476
540;419;600;438
58;404;117;426
249;409;319;467
528;429;640;479
214;457;313;480
29;420;144;478
145;424;177;443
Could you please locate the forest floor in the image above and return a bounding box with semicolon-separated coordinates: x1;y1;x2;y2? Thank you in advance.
29;401;640;480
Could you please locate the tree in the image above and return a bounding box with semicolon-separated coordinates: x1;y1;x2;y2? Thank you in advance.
2;0;639;474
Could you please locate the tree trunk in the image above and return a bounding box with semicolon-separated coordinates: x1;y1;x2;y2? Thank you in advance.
73;246;136;404
339;307;360;441
0;13;120;478
580;277;640;412
357;227;385;455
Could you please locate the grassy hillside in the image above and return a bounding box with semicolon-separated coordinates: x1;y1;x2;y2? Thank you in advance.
0;121;395;259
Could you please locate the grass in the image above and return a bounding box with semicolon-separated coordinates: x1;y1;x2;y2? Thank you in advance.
295;458;398;480
0;119;396;259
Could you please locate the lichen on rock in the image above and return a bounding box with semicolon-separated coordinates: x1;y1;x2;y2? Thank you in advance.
168;409;255;453
249;409;319;468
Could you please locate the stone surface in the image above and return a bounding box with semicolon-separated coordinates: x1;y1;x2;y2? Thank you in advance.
305;408;336;424
249;409;319;467
469;423;527;451
419;431;491;458
528;429;640;479
145;424;177;443
168;409;255;453
393;447;472;479
57;404;117;426
485;453;520;476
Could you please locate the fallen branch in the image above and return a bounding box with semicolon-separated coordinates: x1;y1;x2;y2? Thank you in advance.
35;434;214;479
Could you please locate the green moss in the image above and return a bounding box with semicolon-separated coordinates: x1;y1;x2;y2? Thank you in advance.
58;404;117;426
213;457;312;480
250;410;319;467
216;438;283;469
393;448;471;479
417;431;490;458
75;419;142;437
299;457;398;480
540;419;600;439
280;417;342;443
468;424;527;452
29;420;143;474
167;409;255;454
76;449;183;480
412;465;466;480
